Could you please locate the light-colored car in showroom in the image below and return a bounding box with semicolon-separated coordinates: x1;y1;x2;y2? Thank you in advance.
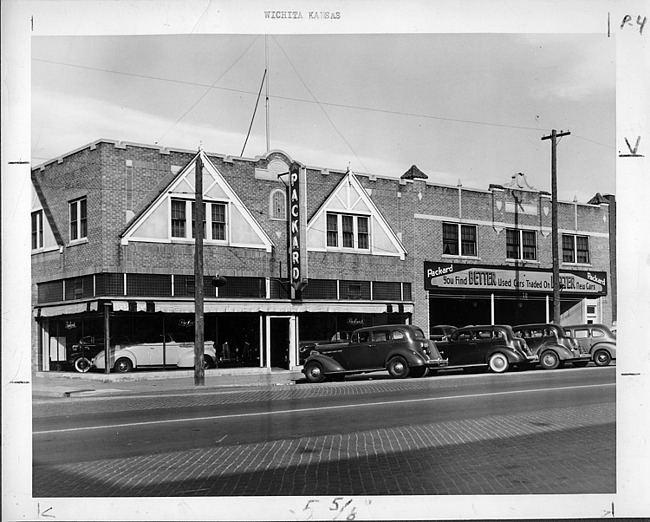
512;323;591;369
92;333;217;373
563;324;617;366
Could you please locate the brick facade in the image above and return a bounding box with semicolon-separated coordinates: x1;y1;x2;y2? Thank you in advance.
31;140;614;373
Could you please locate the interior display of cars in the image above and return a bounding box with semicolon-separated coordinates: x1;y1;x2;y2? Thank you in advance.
91;333;217;373
563;324;617;366
67;336;105;373
434;325;538;374
302;325;448;383
429;325;457;342
512;323;592;369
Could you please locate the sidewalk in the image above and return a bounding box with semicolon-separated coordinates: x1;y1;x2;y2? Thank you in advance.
32;367;305;398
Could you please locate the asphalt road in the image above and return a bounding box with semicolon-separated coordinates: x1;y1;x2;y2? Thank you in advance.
33;365;615;497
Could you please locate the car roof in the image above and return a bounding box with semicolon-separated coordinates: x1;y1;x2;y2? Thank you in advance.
513;323;560;329
355;324;419;333
563;324;611;330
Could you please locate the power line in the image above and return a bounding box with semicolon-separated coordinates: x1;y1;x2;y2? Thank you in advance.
34;56;574;136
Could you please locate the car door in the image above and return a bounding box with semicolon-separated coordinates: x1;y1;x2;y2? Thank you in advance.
438;329;476;367
346;330;381;370
468;328;495;364
569;328;592;353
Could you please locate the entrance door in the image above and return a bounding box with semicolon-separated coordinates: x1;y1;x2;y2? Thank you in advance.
270;318;290;369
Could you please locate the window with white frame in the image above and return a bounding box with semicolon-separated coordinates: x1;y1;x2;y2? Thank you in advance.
443;222;477;256
69;197;87;242
562;234;590;264
171;198;227;241
270;189;286;220
506;228;537;260
326;212;370;251
32;210;44;250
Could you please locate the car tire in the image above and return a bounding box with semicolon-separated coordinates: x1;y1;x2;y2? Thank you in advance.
410;366;428;378
540;350;560;370
387;356;411;379
73;357;92;373
203;355;215;369
593;349;612;366
488;353;509;373
114;358;133;373
304;361;326;383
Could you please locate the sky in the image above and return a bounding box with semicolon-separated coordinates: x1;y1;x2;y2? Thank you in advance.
31;32;616;203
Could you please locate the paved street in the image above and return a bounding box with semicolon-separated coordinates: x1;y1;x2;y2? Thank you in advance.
33;366;615;497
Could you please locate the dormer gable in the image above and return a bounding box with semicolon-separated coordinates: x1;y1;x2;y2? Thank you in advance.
306;171;407;260
121;150;274;251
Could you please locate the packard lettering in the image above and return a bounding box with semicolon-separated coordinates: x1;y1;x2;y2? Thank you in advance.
427;264;454;278
587;272;605;286
289;162;302;290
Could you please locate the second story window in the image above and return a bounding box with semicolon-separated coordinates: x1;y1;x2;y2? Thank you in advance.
171;198;227;241
326;213;370;251
32;210;44;250
443;222;477;257
69;197;87;242
563;234;590;264
506;229;537;260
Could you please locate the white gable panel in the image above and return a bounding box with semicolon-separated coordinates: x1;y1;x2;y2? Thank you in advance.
230;205;268;248
129;202;169;240
307;212;327;250
206;183;228;200
121;151;274;251
306;171;406;259
371;217;402;257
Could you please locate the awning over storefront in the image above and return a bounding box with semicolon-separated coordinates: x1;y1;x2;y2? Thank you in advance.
35;299;414;317
36;303;89;317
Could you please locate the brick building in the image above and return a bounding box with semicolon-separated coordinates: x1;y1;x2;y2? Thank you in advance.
31;140;614;374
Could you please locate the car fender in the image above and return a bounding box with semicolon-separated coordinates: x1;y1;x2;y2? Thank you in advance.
590;342;616;358
108;348;138;369
304;353;346;373
385;349;426;367
486;346;524;363
540;342;573;360
177;346;217;367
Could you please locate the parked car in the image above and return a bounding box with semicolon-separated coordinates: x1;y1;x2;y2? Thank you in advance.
512;323;591;369
434;324;538;374
429;325;457;342
302;324;448;383
298;331;351;365
563;324;617;366
91;333;217;373
68;335;105;373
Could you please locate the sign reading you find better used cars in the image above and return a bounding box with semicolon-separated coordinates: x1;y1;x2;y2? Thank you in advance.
424;261;607;296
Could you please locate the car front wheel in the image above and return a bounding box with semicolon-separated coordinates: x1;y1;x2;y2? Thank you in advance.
488;353;509;373
593;349;612;366
73;357;92;373
387;356;411;379
304;361;326;383
114;358;133;373
203;355;215;369
540;350;560;370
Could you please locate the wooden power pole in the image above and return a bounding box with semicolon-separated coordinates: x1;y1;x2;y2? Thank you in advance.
194;150;205;386
541;129;570;324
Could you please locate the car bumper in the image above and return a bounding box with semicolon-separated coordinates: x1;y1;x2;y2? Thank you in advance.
425;357;449;368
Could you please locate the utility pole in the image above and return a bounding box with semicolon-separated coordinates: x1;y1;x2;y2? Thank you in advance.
265;35;270;152
194;149;205;386
541;129;570;324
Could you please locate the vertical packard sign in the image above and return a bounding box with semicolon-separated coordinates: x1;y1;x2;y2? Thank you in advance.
288;161;306;292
